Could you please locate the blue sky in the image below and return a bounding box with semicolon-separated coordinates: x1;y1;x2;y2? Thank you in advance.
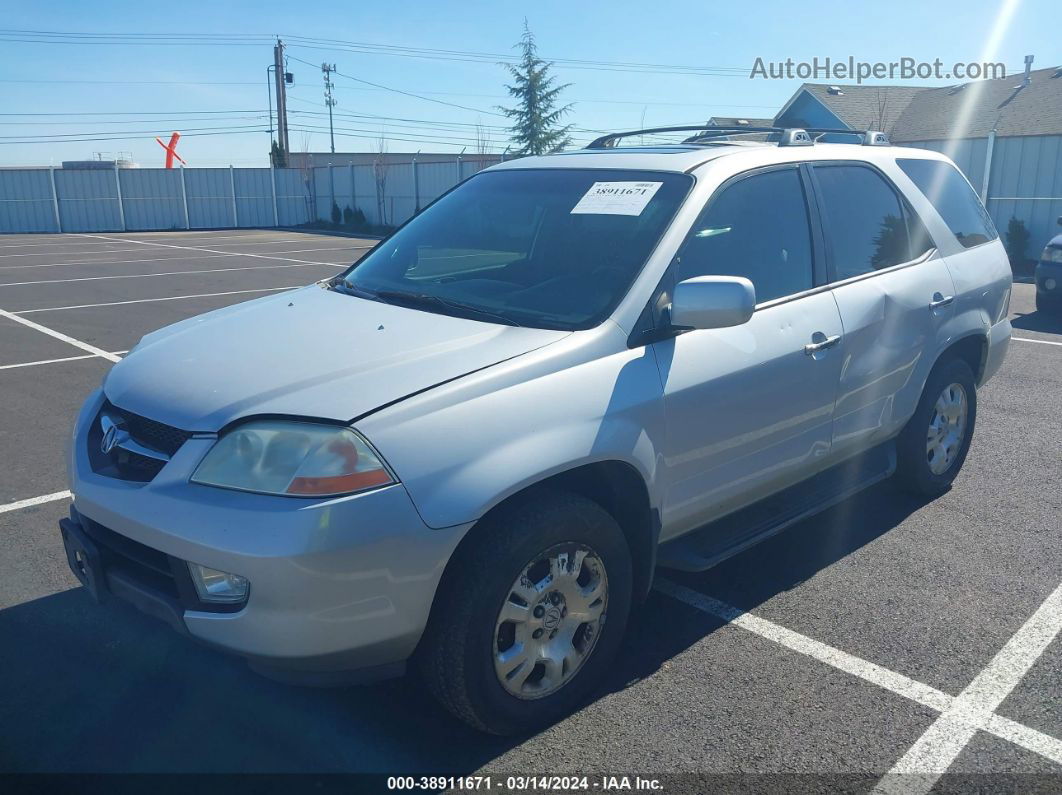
1;0;1056;167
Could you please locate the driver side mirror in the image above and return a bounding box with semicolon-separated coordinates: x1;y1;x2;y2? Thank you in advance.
1057;215;1062;227
670;275;756;330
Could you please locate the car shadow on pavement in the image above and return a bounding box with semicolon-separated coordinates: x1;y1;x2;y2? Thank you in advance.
1011;309;1062;335
0;482;928;775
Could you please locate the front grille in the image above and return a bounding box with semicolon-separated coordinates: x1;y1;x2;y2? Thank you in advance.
106;402;192;456
87;400;192;482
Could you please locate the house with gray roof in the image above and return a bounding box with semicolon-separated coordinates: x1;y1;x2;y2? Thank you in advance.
773;60;1062;252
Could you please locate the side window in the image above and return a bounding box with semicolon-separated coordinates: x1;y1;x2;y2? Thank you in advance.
678;168;814;303
897;158;998;248
815;165;911;280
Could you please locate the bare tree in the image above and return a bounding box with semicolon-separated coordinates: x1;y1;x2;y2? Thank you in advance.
373;134;390;226
295;133;316;222
474;122;493;155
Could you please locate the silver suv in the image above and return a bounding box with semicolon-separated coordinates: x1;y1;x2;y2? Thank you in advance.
61;126;1012;735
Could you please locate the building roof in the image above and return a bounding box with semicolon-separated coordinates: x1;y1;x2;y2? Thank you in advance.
776;66;1062;142
889;66;1062;141
705;117;775;128
779;84;925;133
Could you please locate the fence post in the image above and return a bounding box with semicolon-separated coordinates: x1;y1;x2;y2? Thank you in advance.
179;166;191;230
412;155;420;213
329;164;336;218
349;164;355;213
48;167;62;233
113;163;126;231
270;166;279;227
229;165;239;227
980;129;996;204
456;154;463;182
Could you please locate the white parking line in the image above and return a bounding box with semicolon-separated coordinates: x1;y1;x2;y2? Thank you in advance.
655;578;1062;772
13;286;296;314
0;490;71;515
872;584;1062;793
0;238;307;257
0;254;238;271
79;233;348;270
0;262;341;287
0;308;121;361
1013;336;1062;347
0;351;126;371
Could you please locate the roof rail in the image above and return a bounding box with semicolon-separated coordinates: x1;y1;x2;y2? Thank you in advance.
584;125;890;149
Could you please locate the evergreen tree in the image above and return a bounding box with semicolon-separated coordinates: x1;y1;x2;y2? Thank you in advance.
499;23;573;155
269;140;287;168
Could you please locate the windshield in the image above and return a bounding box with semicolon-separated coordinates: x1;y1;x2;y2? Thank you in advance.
340;168;692;330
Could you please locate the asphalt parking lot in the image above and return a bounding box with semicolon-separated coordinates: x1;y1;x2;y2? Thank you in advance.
0;229;1059;791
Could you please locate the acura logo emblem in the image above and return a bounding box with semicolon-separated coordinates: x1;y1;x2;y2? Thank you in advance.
99;413;126;455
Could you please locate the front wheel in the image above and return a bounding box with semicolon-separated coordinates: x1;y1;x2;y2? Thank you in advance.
894;357;977;497
417;490;632;735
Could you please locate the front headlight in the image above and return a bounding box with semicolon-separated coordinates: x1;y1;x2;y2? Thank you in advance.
1042;247;1062;264
191;420;395;497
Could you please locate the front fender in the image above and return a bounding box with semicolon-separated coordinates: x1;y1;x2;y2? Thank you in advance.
359;343;666;529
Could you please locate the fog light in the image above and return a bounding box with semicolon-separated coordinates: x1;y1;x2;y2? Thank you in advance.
188;562;249;604
1046;278;1057;291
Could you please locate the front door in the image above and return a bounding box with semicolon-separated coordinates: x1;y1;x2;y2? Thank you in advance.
652;165;844;539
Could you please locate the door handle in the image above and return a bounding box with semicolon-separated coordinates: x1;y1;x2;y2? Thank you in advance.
929;293;955;309
804;333;841;355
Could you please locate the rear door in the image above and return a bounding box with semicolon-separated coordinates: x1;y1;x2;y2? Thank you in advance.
651;164;846;538
809;162;955;456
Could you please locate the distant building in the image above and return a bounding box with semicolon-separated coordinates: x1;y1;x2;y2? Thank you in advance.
773;59;1062;247
61;159;139;170
287;152;502;170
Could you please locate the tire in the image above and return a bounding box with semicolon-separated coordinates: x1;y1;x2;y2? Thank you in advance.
894;357;977;497
417;489;633;735
1036;292;1062;314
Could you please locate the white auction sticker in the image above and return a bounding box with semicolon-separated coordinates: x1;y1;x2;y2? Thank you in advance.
570;181;663;216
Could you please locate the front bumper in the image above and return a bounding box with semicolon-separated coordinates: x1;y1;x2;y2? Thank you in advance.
65;389;471;683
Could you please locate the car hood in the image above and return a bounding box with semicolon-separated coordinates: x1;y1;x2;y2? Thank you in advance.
104;286;569;431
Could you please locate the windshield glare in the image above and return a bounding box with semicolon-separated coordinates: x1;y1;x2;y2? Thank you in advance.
342;168;692;330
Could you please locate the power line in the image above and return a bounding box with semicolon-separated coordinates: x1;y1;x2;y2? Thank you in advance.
0;124;270;140
0;129;269;145
285;54;505;117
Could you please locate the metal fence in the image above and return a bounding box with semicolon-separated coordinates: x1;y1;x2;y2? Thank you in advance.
0;157;494;234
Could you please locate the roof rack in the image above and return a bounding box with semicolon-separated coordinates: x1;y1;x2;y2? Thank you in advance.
584;125;890;149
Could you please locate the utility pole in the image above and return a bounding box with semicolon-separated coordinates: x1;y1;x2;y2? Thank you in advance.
273;39;291;161
322;63;337;154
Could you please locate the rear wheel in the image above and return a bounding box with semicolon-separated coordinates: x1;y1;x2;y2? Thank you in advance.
895;357;977;497
418;490;632;735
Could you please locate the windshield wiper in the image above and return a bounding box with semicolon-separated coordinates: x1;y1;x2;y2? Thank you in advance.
375;289;521;327
330;278;381;301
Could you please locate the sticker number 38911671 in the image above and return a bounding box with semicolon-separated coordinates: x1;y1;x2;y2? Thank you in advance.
570;181;663;216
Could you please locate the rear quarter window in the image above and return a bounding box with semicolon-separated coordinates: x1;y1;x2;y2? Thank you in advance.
896;158;997;249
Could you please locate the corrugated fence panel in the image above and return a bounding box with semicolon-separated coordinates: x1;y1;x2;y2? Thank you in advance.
185;168;235;228
275;168;312;227
120;169;184;231
234;168;274;228
383;163;416;226
1;159;486;234
54;169;121;232
0;169;57;233
353;164;377;224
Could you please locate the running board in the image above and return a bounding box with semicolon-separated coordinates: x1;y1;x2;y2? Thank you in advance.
657;442;896;572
